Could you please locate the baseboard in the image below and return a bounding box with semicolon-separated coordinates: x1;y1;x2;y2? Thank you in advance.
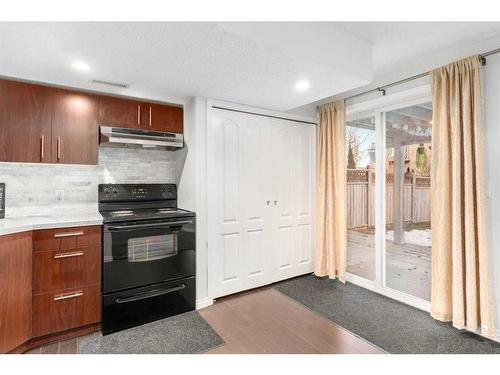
8;323;100;354
196;297;214;310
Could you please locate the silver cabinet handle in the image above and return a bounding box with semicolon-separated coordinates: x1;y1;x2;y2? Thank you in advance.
149;106;152;127
137;105;141;126
54;231;84;238
40;135;44;161
54;291;83;301
266;200;270;206
54;251;84;259
274;200;278;205
57;136;61;161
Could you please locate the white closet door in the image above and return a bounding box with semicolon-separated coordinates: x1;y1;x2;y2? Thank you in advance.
271;120;316;282
208;109;273;298
271;119;297;281
293;122;316;275
240;113;274;290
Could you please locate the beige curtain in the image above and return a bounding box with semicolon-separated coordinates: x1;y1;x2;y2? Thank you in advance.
431;55;494;337
315;101;347;281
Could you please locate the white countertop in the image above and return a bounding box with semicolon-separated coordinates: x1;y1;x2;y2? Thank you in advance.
0;205;103;236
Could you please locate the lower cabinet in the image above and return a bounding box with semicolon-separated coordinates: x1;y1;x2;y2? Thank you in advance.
32;284;101;337
0;225;102;353
32;225;102;338
0;232;33;353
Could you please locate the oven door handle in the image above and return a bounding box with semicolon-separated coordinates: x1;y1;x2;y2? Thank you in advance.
107;220;193;231
115;284;186;304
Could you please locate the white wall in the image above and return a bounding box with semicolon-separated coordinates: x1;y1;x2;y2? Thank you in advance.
178;97;210;307
484;53;500;338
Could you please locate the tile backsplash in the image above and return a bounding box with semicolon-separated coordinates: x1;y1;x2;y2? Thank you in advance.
0;146;182;212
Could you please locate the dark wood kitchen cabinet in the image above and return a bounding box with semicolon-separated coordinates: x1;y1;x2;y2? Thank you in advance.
51;89;99;165
98;95;183;133
98;95;142;129
32;226;102;338
0;231;33;353
150;103;183;133
0;226;102;353
0;80;52;163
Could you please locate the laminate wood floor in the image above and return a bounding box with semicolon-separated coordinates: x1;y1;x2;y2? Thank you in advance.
26;286;383;354
200;287;383;354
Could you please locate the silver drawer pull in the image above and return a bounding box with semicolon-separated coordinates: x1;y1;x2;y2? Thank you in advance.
53;291;83;301
54;251;84;259
54;231;84;238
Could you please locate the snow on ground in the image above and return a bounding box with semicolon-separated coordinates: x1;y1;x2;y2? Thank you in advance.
386;229;432;247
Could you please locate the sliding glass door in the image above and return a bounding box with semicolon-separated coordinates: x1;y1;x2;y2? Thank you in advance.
345;91;432;309
346;112;376;281
384;102;432;302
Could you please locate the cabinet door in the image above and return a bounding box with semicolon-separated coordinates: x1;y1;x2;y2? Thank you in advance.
0;231;32;353
51;89;99;165
150;103;183;133
98;95;142;129
0;80;51;163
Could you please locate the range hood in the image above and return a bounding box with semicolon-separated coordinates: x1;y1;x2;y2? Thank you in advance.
100;126;183;148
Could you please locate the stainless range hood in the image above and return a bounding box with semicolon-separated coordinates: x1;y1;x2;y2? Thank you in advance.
100;126;183;148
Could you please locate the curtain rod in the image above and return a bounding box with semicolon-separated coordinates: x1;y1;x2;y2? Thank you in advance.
337;47;500;103
211;106;317;125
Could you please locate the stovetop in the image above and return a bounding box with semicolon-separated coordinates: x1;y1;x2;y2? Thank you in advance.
98;184;195;223
100;207;195;223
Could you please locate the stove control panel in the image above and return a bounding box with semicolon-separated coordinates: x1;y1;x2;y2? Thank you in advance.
98;184;177;202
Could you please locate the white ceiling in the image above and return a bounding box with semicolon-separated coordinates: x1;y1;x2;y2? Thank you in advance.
0;22;373;111
289;22;500;115
334;22;500;79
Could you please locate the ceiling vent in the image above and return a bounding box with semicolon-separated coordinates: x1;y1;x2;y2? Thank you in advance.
90;79;130;89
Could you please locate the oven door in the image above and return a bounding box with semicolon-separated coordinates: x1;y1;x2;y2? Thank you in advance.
102;217;195;293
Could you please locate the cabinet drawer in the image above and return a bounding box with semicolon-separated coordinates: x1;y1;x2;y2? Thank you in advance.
34;225;101;252
33;246;101;294
32;284;101;337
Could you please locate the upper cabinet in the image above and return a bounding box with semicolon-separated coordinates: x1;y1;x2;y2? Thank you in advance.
98;96;142;129
0;78;183;166
0;80;52;163
98;95;183;133
150;103;183;133
51;89;99;165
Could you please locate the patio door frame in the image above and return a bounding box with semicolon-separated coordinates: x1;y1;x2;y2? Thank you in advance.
345;84;432;312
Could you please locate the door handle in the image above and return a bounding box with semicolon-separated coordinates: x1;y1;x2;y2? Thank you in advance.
137;105;141;126
54;231;84;238
54;251;84;259
107;220;193;231
116;284;186;304
149;106;152;127
266;200;270;206
54;291;83;301
40;135;44;161
57;136;61;161
274;200;278;205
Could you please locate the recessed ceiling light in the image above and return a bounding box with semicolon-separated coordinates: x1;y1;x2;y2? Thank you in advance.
72;61;90;71
295;79;310;92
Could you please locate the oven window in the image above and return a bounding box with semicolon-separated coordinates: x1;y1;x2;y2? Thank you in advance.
127;234;177;262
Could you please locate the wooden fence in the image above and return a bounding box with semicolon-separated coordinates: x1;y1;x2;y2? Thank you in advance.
347;169;431;229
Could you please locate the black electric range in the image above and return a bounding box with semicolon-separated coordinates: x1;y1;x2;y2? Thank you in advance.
98;183;196;335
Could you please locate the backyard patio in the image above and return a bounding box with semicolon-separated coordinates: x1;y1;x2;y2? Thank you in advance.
347;227;431;301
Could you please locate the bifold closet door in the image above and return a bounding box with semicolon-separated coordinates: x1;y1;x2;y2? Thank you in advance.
271;120;315;282
208;109;273;298
208;108;315;299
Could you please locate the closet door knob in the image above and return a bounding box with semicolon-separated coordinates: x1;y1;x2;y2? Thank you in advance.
266;200;270;206
274;200;278;205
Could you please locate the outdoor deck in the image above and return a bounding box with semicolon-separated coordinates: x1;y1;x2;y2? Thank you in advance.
347;229;431;301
